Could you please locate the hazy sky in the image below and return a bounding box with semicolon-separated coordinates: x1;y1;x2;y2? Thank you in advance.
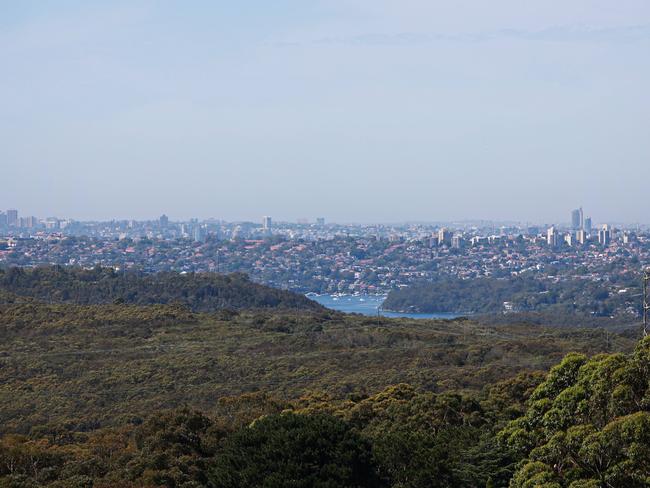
2;1;650;224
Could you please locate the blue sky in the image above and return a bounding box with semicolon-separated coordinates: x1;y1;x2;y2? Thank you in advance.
1;1;650;223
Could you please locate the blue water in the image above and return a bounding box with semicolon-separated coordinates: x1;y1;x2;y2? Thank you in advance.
309;294;461;320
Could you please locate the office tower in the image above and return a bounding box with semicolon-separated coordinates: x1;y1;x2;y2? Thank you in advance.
579;208;584;229
316;217;325;226
564;233;574;246
0;213;6;227
576;229;587;245
438;228;453;247
571;208;584;230
159;214;169;229
584;217;592;233
7;209;18;227
451;235;463;249
547;226;559;247
20;216;38;229
193;226;206;243
598;225;611;246
263;216;272;231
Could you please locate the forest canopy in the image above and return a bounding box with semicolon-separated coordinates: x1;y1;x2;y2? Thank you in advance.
2;339;649;486
0;268;648;487
0;266;323;311
383;274;641;321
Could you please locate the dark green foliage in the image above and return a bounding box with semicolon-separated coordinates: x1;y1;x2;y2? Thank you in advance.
294;383;531;487
383;274;642;323
209;413;381;488
2;338;649;487
500;337;650;487
0;266;322;312
1;299;632;434
1;269;648;487
126;408;218;487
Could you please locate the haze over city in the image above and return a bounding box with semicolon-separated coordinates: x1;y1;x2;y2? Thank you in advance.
2;1;650;222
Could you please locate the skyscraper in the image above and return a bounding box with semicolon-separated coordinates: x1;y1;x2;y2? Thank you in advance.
547;226;560;247
438;228;452;247
159;214;169;229
263;216;272;231
584;217;592;233
571;207;584;230
193;225;206;243
598;224;611;246
21;216;38;229
6;209;18;227
623;232;636;245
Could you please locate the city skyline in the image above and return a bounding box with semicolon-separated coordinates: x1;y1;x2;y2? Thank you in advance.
0;204;646;228
2;205;648;301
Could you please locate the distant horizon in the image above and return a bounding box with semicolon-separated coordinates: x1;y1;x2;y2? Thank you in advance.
3;1;649;224
1;206;647;228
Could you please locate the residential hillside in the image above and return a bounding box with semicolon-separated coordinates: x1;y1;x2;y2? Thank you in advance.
0;266;323;312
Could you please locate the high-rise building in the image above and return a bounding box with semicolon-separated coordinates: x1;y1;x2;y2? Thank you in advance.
263;216;272;231
623;232;636;245
584;217;592;233
316;217;325;226
6;209;18;227
576;229;587;245
159;214;169;229
547;226;560;247
193;226;206;243
20;216;38;229
571;208;584;230
598;224;611;246
0;213;6;227
451;235;464;249
438;228;453;247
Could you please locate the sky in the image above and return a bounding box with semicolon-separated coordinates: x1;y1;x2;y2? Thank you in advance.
1;1;650;224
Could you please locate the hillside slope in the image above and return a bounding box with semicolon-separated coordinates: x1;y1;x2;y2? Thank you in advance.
0;300;636;434
0;266;322;311
383;274;641;322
